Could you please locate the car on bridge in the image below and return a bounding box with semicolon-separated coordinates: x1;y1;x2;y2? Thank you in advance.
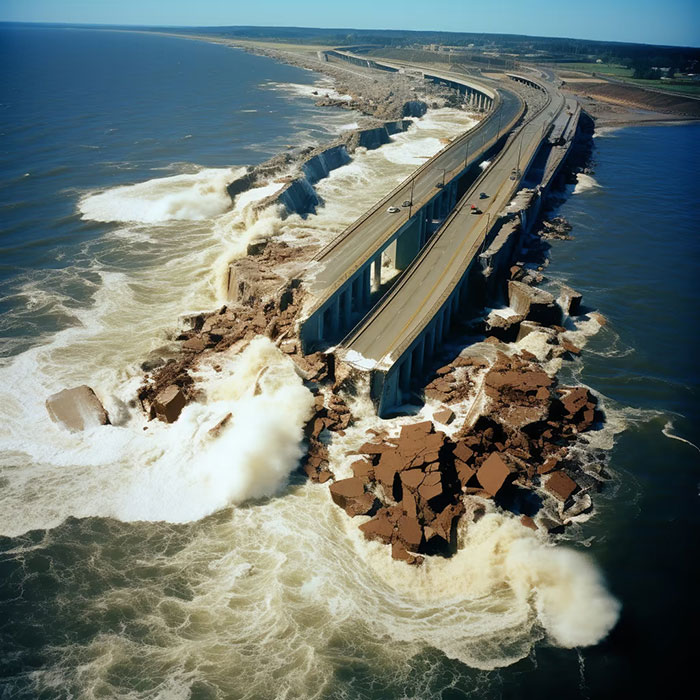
470;205;482;215
401;200;412;208
479;192;488;199
387;206;400;213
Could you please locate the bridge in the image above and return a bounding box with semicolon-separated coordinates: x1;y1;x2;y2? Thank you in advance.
296;52;580;416
299;54;528;351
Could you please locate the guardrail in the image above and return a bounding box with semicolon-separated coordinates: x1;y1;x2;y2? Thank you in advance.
341;84;561;359
313;53;516;263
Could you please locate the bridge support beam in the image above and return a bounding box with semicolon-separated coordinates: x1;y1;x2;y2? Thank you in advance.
372;255;381;292
395;217;421;270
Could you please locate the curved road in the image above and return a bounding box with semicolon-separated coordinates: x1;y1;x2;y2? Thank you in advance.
304;76;525;306
340;79;565;375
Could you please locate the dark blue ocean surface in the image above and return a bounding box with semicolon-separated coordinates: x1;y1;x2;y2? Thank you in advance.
516;122;700;697
0;25;353;355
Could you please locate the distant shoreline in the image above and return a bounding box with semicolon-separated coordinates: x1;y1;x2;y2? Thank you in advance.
109;26;700;131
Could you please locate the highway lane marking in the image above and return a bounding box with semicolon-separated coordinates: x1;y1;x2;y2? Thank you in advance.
348;111;554;361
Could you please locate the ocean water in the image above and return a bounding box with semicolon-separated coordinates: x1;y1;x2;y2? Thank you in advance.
0;24;695;699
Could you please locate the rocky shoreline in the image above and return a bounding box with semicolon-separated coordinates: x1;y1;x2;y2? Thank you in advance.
45;40;612;567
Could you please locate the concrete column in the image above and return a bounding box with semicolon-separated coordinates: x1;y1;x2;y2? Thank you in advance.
342;289;352;329
395;218;421;270
363;266;371;305
426;326;435;361
316;308;324;341
351;276;360;312
331;295;341;336
414;336;426;378
372;256;381;292
399;354;412;395
436;311;445;343
385;369;398;414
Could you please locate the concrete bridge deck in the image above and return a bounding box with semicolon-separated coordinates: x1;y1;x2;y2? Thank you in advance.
299;59;531;350
337;80;569;415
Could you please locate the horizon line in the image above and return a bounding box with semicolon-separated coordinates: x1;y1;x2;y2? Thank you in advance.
1;19;698;51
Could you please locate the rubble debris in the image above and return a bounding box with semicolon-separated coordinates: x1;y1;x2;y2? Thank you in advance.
153;385;187;423
508;280;561;326
545;471;578;502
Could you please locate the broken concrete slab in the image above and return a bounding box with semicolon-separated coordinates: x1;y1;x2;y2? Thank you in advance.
476;453;513;497
545;471;578;501
508;280;561;326
153;385;187;423
433;407;455;425
45;385;110;432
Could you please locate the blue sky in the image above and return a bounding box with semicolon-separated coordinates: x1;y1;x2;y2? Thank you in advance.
1;0;698;47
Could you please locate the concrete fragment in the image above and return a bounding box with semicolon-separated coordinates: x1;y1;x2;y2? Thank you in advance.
433;407;455;425
329;478;377;517
153;385;187;423
545;471;578;501
477;453;513;497
418;471;443;503
396;515;423;551
182;337;206;352
45;385;110;432
520;515;538;531
558;285;583;316
508;280;561;326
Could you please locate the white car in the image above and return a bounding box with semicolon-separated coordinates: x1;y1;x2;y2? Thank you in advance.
387;206;400;213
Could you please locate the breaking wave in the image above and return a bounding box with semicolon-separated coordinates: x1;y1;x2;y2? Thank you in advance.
573;173;602;194
0;338;314;536
79;167;245;223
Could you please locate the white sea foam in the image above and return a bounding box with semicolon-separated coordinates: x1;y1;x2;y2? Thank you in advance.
662;420;700;453
0;338;313;535
573;173;602;194
593;126;622;138
79;167;244;223
266;81;353;103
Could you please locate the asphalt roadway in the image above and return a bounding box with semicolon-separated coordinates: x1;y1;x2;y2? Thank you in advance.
306;82;525;303
340;80;565;368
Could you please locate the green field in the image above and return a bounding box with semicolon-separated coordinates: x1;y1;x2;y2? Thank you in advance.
554;62;700;96
554;62;633;77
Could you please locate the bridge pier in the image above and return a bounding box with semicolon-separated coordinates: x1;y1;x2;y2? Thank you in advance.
371;255;381;292
395;217;421;270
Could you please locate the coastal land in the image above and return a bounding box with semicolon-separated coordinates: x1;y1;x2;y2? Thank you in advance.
46;34;642;569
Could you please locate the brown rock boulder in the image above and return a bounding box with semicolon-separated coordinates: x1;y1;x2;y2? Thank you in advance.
396;515;423;552
476;453;513;497
330;478;378;517
433;407;455;425
153;385;187;423
45;385;110;432
520;515;538;531
359;507;399;544
391;541;424;565
350;459;375;481
418;471;443;503
400;469;425;492
182;337;206;353
545;471;578;502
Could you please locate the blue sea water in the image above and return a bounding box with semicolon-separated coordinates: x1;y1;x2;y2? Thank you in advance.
0;24;354;356
0;24;698;700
